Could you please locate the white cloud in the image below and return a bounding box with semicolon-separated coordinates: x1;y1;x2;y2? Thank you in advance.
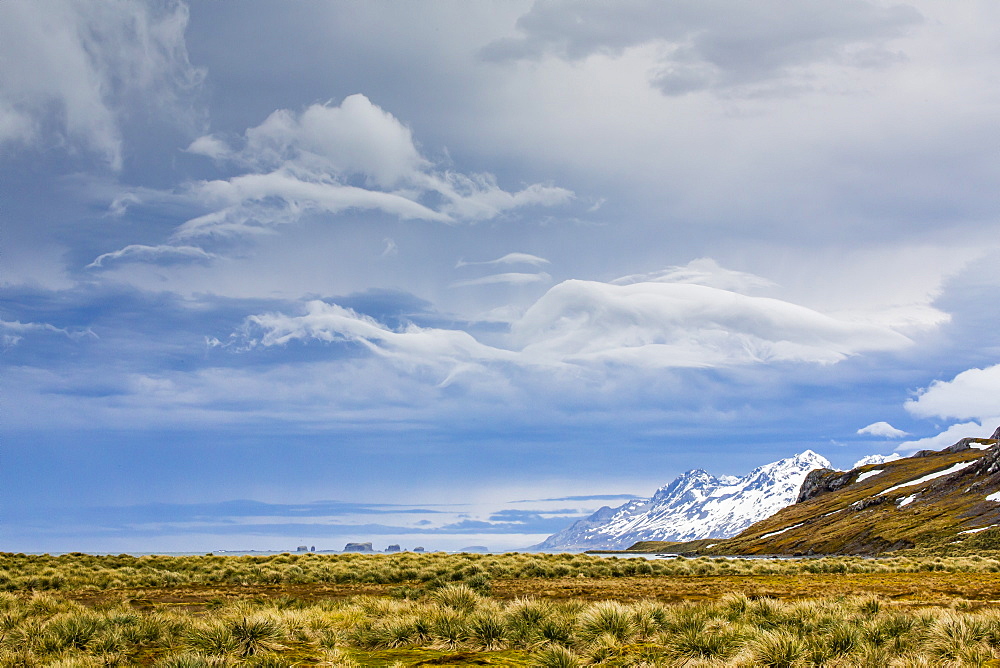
235;264;920;381
426;172;573;221
472;305;528;325
239;300;520;386
87;244;218;269
612;258;775;293
857;421;909;438
107;193;141;217
877;363;1000;453
0;0;203;169
451;272;552;288
174;169;451;239
895;421;998;454
1;319;95;348
512;279;913;367
242;95;428;188
457;252;551;268
905;363;1000;423
381;238;399;257
174;95;572;240
185;134;231;160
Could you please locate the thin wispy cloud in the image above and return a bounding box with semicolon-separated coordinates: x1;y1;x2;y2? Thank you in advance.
612;258;775;293
381;238;398;257
512;494;639;503
451;272;552;288
87;244;218;269
1;319;96;348
456;252;551;268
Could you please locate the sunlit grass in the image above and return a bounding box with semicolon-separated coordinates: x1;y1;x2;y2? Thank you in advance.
2;586;1000;665
6;550;1000;594
6;552;1000;664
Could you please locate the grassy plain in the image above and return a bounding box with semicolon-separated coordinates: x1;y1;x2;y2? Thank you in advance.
5;551;1000;665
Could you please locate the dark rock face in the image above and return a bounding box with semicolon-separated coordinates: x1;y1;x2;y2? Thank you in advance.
849;496;889;511
796;468;855;503
967;441;1000;477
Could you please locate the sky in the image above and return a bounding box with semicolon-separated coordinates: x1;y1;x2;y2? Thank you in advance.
2;0;1000;553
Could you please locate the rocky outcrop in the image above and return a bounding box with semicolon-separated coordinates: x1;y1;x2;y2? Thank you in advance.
849;496;889;511
914;436;997;458
963;438;1000;477
796;468;855;503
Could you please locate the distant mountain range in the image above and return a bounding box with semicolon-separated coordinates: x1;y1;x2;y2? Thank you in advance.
695;426;1000;555
535;450;830;551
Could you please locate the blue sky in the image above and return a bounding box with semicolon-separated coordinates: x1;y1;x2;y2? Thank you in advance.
3;0;1000;553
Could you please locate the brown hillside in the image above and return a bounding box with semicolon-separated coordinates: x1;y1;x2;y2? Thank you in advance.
630;430;1000;556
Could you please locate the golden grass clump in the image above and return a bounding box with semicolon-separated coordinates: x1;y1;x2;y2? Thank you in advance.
6;552;1000;664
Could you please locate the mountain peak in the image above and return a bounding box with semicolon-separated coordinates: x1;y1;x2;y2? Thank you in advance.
535;450;829;551
714;427;1000;555
796;450;829;465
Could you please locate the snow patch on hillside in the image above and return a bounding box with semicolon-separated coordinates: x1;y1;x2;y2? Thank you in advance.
881;461;976;496
856;469;884;483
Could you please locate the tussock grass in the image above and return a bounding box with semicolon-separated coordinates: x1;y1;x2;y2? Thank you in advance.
1;588;1000;665
7;552;1000;664
7;550;1000;594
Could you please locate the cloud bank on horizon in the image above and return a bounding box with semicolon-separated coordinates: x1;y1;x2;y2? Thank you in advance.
3;0;1000;552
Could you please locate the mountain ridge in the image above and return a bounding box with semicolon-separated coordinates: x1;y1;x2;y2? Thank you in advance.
535;450;829;551
631;427;1000;556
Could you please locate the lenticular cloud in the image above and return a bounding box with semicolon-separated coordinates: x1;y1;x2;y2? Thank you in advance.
235;275;916;377
512;280;912;367
240;300;518;371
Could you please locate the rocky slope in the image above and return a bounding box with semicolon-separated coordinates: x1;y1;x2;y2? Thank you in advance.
535;450;830;551
668;426;1000;556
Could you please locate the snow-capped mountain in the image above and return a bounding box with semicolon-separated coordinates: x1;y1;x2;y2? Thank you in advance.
852;453;901;468
535;451;830;551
